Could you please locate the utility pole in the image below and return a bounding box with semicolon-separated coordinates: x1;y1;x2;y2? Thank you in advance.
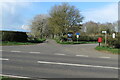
105;32;107;46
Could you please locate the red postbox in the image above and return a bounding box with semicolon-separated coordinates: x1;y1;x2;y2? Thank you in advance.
98;37;102;46
98;37;102;43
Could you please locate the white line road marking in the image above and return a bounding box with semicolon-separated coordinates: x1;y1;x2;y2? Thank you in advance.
100;57;111;59
0;58;9;61
54;53;65;55
29;52;41;54
0;50;3;51
37;61;119;70
11;51;21;53
0;74;30;79
76;55;88;57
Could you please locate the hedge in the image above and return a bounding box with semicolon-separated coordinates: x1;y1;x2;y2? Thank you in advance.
0;31;28;42
107;34;120;48
59;35;98;42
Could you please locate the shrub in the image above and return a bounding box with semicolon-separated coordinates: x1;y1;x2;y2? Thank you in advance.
59;34;98;42
29;38;46;43
72;35;98;42
107;34;120;48
93;33;120;48
59;35;68;42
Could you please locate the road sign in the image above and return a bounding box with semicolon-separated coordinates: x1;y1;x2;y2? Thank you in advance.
112;33;115;38
67;34;73;37
102;31;107;33
76;35;79;38
76;33;80;35
67;37;73;42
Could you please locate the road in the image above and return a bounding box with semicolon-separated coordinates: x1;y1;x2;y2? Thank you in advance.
1;39;119;79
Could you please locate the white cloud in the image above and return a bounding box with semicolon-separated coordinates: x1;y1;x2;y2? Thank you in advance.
21;25;30;31
1;2;30;14
0;2;31;30
82;3;118;23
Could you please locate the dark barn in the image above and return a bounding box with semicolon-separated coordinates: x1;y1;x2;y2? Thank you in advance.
0;30;28;42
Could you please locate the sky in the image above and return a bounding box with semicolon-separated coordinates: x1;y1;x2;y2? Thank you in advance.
0;1;118;32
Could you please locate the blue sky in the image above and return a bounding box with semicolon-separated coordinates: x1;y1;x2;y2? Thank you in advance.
0;2;118;31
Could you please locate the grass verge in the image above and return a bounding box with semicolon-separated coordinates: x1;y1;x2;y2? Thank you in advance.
58;41;97;44
95;46;119;54
0;39;46;46
1;77;31;80
0;41;36;46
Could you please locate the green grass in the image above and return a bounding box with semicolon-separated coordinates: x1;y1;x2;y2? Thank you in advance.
59;41;97;44
0;41;36;46
95;46;119;54
0;76;5;80
55;39;97;44
0;38;46;46
0;76;32;80
37;38;46;41
1;77;31;80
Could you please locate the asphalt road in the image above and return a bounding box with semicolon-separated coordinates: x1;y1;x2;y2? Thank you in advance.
1;39;119;79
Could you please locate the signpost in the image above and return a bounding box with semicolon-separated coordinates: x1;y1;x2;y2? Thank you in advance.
67;32;73;42
102;31;107;34
76;33;80;35
76;32;80;42
102;31;107;46
112;33;115;38
67;34;73;38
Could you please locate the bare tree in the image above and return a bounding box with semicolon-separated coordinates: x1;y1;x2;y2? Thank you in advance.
84;21;99;34
99;23;115;34
30;14;48;38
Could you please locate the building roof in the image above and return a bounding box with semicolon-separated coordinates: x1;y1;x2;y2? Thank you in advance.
0;29;30;33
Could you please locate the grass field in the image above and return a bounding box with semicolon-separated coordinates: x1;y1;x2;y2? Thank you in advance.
95;46;119;54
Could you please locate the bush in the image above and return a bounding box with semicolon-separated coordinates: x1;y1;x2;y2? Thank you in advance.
72;35;98;42
29;38;46;43
107;37;120;48
58;35;98;42
59;35;68;42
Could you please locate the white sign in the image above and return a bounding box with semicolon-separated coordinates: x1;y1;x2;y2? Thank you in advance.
112;33;115;38
76;35;79;38
102;31;107;33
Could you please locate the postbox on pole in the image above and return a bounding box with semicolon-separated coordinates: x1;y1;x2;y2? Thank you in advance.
98;37;102;46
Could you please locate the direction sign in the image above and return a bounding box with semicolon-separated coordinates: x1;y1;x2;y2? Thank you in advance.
76;33;80;35
112;33;115;38
76;35;79;38
67;34;73;37
102;31;107;33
